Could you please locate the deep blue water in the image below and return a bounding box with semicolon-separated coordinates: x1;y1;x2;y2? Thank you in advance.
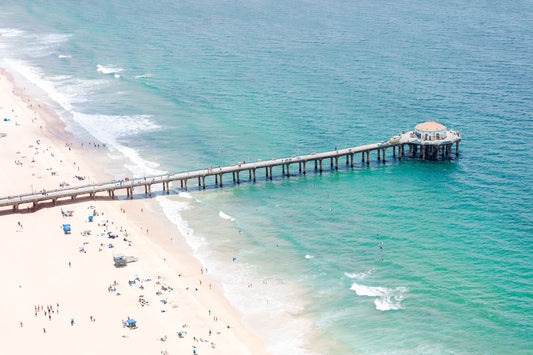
1;0;532;353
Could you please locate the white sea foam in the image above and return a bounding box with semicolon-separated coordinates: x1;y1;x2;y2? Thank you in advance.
4;59;163;177
39;33;72;44
179;192;193;199
0;28;25;37
58;54;71;59
219;211;235;222
134;74;153;79
24;33;72;58
350;282;407;311
305;254;314;259
344;270;372;280
4;59;74;109
156;195;208;254
70;112;164;177
97;64;124;75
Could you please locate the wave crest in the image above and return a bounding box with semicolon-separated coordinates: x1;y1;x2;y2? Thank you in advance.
96;64;124;75
219;211;235;222
350;283;407;311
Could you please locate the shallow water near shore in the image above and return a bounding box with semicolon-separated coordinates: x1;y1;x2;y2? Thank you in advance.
1;0;532;353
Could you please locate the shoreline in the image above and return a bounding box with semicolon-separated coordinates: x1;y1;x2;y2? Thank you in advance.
0;67;269;354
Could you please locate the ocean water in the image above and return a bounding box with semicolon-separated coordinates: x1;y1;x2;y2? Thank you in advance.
1;0;532;353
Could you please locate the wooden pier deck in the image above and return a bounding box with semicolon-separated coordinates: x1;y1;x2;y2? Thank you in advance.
0;131;461;212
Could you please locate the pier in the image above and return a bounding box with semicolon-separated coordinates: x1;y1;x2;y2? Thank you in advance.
0;121;460;212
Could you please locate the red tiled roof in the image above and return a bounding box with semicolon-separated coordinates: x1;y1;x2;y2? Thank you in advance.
415;121;446;132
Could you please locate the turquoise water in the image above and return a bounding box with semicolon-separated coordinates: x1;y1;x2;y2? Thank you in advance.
1;0;532;353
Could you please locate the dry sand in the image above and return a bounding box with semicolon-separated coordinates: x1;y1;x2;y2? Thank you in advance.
0;68;269;355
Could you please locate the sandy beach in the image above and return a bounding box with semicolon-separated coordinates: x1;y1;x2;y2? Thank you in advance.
0;68;269;354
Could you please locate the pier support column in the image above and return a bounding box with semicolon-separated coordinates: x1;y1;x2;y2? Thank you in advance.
409;144;413;158
422;146;426;160
286;164;290;177
145;185;148;194
148;185;151;197
180;180;183;188
269;167;273;180
448;144;452;159
382;148;386;162
319;159;323;172
184;180;188;191
198;177;201;186
232;172;236;182
166;182;170;194
202;177;206;189
315;160;317;170
366;151;370;165
266;167;269;178
299;162;302;173
377;149;380;161
303;162;306;174
350;154;354;167
393;146;396;157
346;155;349;165
282;165;285;175
249;170;252;180
253;169;256;182
335;157;338;170
237;171;240;184
215;174;218;185
362;152;365;163
456;142;459;156
219;174;223;187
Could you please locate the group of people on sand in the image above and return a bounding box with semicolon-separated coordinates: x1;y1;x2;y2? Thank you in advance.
34;303;59;320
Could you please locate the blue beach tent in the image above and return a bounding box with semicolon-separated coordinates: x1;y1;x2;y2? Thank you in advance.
126;318;137;328
63;224;71;234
